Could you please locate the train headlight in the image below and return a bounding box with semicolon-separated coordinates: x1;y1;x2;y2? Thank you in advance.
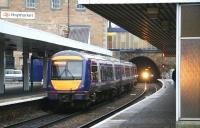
80;84;84;88
142;71;150;80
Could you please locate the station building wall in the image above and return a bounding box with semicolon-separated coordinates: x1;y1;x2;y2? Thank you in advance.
107;32;157;50
0;0;107;48
0;0;107;70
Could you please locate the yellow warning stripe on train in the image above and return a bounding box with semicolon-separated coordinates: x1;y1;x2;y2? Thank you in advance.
52;56;82;60
51;80;81;90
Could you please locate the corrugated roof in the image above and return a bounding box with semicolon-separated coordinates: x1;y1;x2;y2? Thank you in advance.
80;3;177;56
79;0;200;4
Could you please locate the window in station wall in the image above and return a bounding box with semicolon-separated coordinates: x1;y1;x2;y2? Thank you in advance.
26;0;36;8
180;5;200;119
68;25;90;44
51;0;61;9
76;0;85;10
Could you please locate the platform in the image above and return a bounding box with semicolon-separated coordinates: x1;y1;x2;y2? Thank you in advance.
0;82;46;107
92;79;176;128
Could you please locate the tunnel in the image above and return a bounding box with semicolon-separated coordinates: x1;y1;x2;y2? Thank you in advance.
130;56;161;82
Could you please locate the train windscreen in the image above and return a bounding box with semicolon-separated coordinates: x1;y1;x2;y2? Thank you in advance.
52;61;82;80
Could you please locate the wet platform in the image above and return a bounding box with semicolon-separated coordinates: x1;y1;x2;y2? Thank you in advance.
0;82;46;106
92;79;176;128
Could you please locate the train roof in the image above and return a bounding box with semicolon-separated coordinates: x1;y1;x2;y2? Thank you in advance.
52;50;135;66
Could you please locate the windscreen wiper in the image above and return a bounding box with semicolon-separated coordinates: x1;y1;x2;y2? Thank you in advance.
59;65;75;80
65;68;75;80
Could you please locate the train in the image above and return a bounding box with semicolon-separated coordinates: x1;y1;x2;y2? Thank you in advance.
47;50;137;106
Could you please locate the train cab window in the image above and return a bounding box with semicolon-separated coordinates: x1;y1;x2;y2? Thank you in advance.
91;65;98;82
52;61;82;80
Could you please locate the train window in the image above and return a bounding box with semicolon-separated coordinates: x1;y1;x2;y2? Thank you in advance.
91;65;98;82
68;61;82;78
100;66;106;81
129;67;131;77
115;66;122;80
134;68;137;75
132;67;136;76
130;67;133;76
107;66;114;81
122;66;126;78
52;61;82;80
125;66;130;77
100;64;113;82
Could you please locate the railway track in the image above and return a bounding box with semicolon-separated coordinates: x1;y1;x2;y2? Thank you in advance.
5;89;145;128
5;83;159;128
78;87;146;128
5;112;80;128
78;83;160;128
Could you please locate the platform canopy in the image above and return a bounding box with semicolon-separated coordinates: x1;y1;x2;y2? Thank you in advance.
79;0;200;56
0;20;112;56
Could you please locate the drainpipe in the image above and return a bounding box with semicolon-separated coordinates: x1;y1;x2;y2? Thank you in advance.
67;0;70;37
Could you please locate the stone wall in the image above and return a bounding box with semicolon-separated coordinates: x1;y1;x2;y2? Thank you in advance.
113;51;176;73
69;0;107;48
0;0;107;48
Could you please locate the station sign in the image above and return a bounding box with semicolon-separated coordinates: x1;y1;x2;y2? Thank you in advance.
1;11;35;19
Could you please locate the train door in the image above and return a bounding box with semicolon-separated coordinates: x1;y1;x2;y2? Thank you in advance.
91;61;98;84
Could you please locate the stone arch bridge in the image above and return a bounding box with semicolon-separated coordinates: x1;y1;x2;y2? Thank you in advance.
113;51;175;80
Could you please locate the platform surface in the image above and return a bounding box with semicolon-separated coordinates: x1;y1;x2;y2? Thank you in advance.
92;79;176;128
0;82;46;106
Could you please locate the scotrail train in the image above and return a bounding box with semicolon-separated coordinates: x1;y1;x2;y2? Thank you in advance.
47;50;137;106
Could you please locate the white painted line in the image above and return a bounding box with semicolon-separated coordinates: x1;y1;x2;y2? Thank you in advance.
0;95;46;107
91;79;166;128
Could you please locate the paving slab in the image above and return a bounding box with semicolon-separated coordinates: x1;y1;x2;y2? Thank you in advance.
92;79;176;128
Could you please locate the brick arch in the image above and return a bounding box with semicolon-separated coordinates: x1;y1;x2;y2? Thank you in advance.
130;56;161;82
113;51;175;79
114;52;166;81
118;52;163;69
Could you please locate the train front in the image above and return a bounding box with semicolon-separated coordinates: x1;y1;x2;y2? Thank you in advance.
47;52;90;102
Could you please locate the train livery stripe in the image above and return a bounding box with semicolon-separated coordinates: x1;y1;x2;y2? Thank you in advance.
52;56;83;61
51;80;81;90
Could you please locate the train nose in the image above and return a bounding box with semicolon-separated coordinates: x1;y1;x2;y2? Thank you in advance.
51;80;82;91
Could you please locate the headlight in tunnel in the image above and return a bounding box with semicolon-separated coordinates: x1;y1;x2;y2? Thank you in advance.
142;71;150;80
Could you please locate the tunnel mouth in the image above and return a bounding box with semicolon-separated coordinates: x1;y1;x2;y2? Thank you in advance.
130;56;161;82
